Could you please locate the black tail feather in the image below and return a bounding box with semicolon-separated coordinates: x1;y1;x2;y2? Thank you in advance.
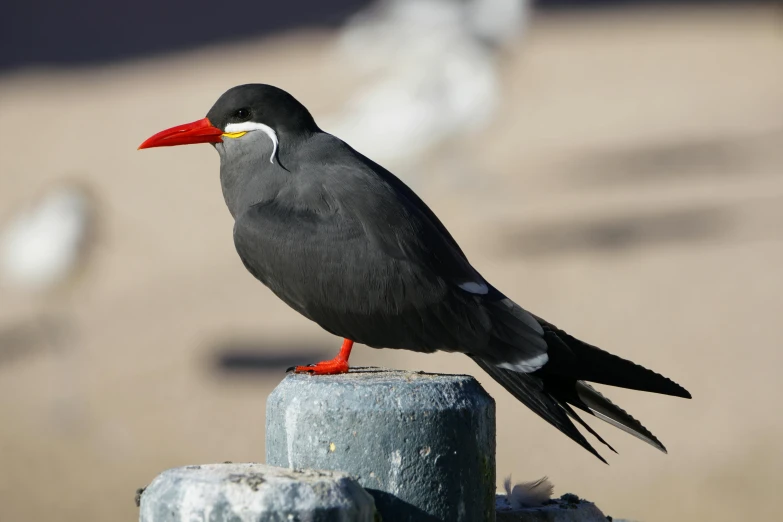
471;316;690;461
574;381;667;453
543;375;666;453
538;322;692;399
560;401;617;454
471;356;608;463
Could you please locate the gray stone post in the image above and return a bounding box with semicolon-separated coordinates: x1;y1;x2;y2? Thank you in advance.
138;463;377;522
265;368;496;522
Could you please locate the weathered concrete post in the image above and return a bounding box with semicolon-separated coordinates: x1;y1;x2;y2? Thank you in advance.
138;463;377;522
266;368;496;522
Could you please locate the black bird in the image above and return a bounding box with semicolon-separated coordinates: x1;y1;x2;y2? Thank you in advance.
139;84;691;461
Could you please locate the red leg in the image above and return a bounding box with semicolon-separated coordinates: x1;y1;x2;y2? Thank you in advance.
294;338;353;375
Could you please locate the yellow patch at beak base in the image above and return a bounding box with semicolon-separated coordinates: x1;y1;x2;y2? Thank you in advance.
222;131;247;139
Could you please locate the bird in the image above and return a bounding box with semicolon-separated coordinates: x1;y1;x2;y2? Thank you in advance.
1;180;97;296
325;0;529;166
139;84;691;462
0;180;98;431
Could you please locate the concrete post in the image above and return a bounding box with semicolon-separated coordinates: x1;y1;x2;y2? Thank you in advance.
138;463;377;522
266;368;496;522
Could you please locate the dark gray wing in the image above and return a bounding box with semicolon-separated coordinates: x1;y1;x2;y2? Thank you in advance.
233;194;491;353
317;137;486;293
232;133;547;364
307;136;548;364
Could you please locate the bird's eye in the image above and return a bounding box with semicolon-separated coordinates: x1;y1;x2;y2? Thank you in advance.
234;108;251;120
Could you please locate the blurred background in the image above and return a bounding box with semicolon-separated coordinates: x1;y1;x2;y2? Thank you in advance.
1;0;781;520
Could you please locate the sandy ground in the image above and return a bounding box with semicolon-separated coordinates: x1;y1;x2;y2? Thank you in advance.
1;5;782;521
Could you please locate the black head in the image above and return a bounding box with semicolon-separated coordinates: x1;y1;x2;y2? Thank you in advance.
138;84;319;151
206;84;319;136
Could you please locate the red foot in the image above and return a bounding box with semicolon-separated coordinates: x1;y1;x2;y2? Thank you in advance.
294;339;353;375
294;358;350;375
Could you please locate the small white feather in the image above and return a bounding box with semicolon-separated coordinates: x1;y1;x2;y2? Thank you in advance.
224;121;279;164
503;476;554;509
497;352;549;373
459;281;488;294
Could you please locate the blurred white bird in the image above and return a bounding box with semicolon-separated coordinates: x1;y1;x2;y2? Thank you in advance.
0;180;98;433
0;181;96;295
326;0;530;168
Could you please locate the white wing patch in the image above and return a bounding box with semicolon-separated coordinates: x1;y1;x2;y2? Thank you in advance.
459;281;489;294
497;352;549;373
224;121;279;164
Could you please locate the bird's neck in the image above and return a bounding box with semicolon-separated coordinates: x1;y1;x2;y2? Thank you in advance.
215;132;279;218
217;130;317;219
219;162;283;219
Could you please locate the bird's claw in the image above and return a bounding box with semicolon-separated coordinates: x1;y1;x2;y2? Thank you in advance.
292;359;350;375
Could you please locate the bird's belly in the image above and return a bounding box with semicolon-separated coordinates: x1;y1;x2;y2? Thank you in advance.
249;246;460;353
236;221;488;354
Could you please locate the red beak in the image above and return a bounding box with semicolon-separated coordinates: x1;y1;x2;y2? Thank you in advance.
138;117;223;149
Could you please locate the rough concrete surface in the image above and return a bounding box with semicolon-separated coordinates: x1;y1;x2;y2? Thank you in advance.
496;493;607;522
138;463;377;522
266;368;496;522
